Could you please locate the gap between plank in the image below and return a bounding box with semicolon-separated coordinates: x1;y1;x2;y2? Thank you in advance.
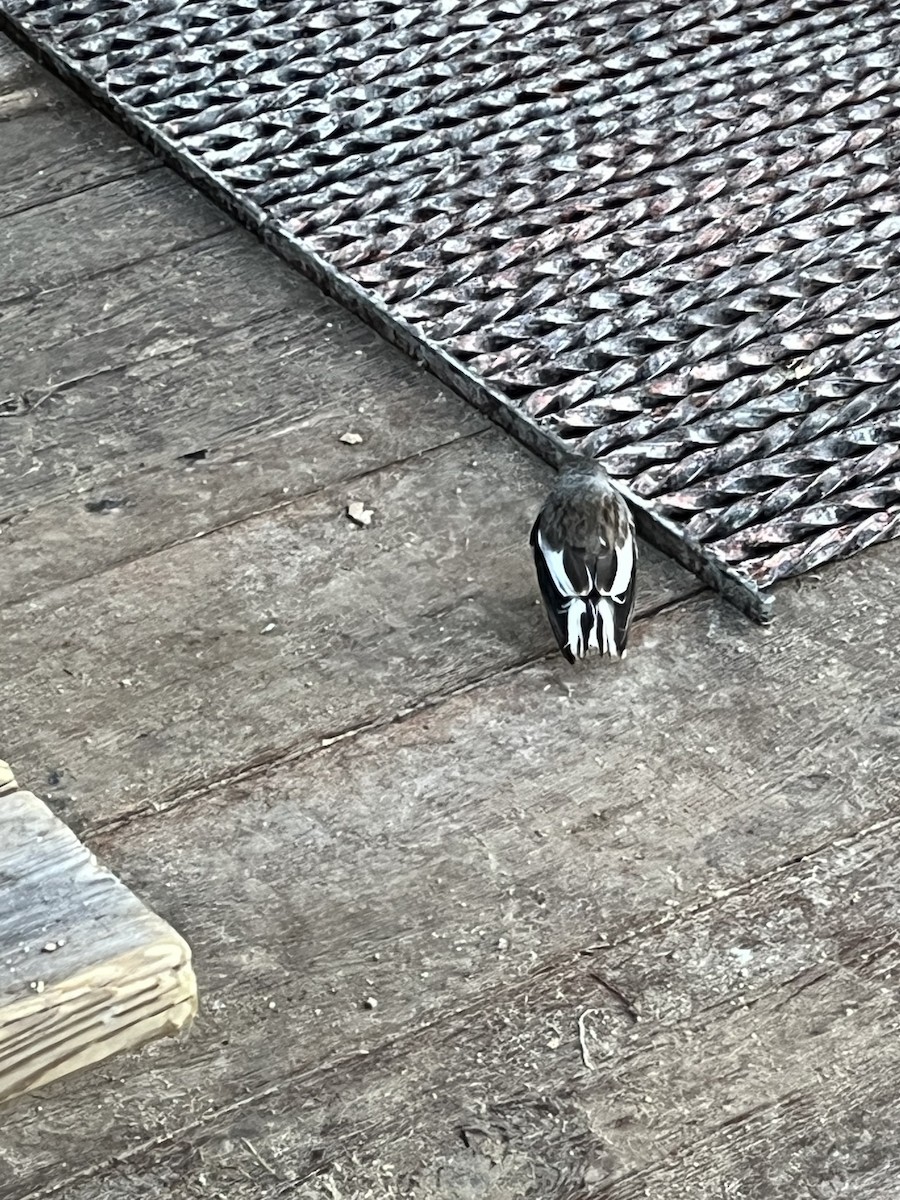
82;585;707;839
2;159;163;222
0;301;289;442
0;226;228;311
1;427;489;610
21;800;900;1200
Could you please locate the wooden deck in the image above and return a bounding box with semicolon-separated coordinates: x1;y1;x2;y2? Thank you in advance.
2;34;900;1200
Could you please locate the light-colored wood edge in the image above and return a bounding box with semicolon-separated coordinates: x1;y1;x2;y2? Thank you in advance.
0;769;198;1105
0;934;197;1104
0;87;42;119
0;759;18;796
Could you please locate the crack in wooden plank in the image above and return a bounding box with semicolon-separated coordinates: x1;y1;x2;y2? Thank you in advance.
0;227;228;310
2;160;163;222
1;427;488;612
82;584;706;840
586;971;641;1024
2;318;265;425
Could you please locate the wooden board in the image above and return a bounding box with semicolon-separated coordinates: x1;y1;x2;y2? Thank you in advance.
2;540;898;1197
1;429;696;835
0;761;196;1108
0;103;155;218
0;233;489;573
6;31;900;1200
0;171;229;307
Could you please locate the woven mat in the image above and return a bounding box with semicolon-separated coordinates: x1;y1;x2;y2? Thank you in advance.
6;0;900;619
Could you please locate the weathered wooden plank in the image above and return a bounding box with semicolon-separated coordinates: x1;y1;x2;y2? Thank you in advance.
0;171;229;307
0;430;696;833
234;866;900;1200
0;407;485;605
2;232;317;405
235;892;899;1200
0;103;155;218
0;371;487;603
0;761;15;796
1;542;897;1194
7;739;900;1197
0;233;487;534
0;762;196;1108
599;1076;900;1200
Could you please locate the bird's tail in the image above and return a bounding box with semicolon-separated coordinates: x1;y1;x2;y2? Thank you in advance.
598;598;622;659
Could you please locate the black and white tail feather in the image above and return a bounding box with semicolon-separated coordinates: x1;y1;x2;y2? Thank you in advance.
531;460;637;663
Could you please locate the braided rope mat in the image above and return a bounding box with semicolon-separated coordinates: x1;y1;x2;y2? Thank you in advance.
6;0;900;621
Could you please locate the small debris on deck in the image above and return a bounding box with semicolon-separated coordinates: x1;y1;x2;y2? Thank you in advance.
346;501;374;527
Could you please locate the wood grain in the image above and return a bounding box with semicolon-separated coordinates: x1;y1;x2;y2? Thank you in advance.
2;430;696;833
2;232;312;406
0;36;49;119
0;171;229;306
0;103;155;218
0;768;196;1108
0;233;487;564
2;542;897;1197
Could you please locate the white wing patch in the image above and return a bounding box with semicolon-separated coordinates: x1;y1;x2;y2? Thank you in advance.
537;529;587;597
566;599;587;659
598;599;619;658
606;528;635;600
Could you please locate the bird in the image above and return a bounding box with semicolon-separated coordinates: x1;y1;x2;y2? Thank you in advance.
531;458;637;663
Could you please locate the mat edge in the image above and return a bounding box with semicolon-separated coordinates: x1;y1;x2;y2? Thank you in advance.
0;11;775;625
